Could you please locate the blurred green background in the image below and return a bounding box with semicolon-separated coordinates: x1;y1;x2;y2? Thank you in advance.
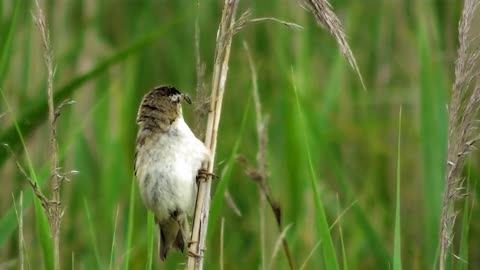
0;0;477;269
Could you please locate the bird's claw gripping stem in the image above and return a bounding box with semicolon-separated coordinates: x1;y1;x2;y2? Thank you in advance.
196;168;218;183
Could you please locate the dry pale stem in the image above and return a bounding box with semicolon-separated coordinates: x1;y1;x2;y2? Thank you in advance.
33;0;62;269
189;1;357;269
440;0;480;269
187;1;239;270
232;10;303;35
244;41;267;270
193;0;209;137
13;192;25;270
223;190;242;216
242;42;295;270
268;225;292;270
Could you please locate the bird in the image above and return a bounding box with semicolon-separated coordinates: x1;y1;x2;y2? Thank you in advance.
134;85;209;260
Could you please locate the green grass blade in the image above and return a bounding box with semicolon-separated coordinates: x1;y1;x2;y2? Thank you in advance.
84;199;103;269
0;19;182;166
109;208;119;270
312;49;391;268
12;192;24;270
0;0;20;86
0;168;49;246
123;178;136;270
393;107;402;270
204;96;251;269
208;95;251;234
457;162;472;270
457;194;470;270
418;17;447;268
0;176;24;243
336;195;349;270
1;89;53;269
0;93;106;247
339;225;349;270
292;74;339;270
334;168;391;268
146;212;155;270
35;199;54;270
20;1;33;101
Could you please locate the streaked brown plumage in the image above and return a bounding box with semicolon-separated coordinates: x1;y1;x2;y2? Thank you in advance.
134;86;208;260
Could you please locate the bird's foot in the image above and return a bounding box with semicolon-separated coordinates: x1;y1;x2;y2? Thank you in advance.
187;250;203;258
196;168;218;183
188;240;197;248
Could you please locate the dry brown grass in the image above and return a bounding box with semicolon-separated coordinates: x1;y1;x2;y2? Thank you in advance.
187;1;239;269
440;0;480;269
302;0;365;89
32;1;62;269
188;1;365;269
193;0;209;139
241;41;295;270
31;0;75;269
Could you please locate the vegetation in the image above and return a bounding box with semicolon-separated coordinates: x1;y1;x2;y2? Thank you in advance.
0;0;477;269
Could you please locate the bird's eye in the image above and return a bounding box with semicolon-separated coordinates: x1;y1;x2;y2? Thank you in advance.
169;94;182;103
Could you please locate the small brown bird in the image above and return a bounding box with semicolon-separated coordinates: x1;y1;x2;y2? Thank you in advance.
134;85;209;260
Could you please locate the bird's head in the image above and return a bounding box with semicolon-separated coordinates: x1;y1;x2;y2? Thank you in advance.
136;85;191;131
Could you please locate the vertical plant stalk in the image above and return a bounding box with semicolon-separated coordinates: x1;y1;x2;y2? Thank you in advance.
246;42;267;270
243;42;295;270
440;1;480;269
13;192;25;270
220;217;225;270
19;192;24;270
393;107;402;270
33;1;61;269
188;1;239;269
193;0;209;137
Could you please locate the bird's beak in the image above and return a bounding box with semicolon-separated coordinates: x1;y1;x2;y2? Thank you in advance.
182;94;192;104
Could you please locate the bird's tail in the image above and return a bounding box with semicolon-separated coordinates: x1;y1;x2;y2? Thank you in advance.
158;217;189;260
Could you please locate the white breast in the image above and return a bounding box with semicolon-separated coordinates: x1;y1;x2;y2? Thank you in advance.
135;117;209;222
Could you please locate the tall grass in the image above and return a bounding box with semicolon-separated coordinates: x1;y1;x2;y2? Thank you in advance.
0;1;476;269
416;3;449;267
393;107;402;270
292;74;339;270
